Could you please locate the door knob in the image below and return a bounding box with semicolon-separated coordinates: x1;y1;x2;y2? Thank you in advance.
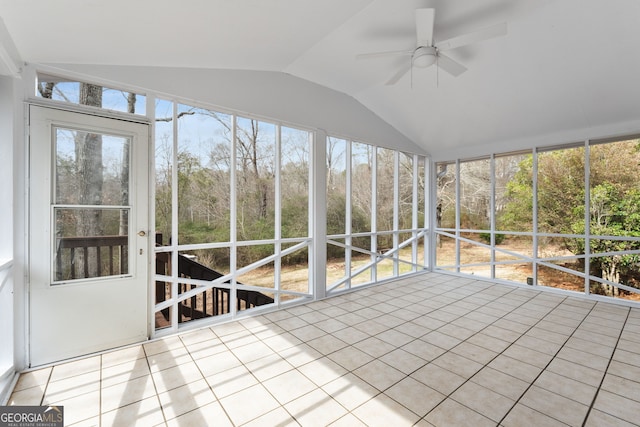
138;231;146;237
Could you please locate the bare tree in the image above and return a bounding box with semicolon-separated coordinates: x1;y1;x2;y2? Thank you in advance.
326;137;345;191
75;84;104;276
118;93;135;235
237;120;271;220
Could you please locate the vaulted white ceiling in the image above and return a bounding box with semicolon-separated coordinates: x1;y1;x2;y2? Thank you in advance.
2;0;640;158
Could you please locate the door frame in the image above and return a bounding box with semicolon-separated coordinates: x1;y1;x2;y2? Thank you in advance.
27;103;152;366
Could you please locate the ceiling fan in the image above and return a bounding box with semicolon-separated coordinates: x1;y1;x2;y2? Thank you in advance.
357;8;507;85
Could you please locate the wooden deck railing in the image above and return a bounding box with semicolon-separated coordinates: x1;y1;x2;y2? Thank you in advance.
155;233;274;325
56;233;274;324
55;235;128;281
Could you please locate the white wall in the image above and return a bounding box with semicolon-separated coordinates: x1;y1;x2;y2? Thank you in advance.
43;64;426;155
0;75;16;403
0;263;13;404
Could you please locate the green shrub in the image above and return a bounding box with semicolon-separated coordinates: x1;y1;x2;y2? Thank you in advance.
479;232;505;245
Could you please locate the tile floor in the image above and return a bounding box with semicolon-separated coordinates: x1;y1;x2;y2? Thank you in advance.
8;273;640;426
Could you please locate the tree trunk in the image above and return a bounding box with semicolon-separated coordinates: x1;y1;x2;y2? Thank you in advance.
76;83;104;276
119;93;135;235
38;82;55;99
249;120;268;220
601;257;620;297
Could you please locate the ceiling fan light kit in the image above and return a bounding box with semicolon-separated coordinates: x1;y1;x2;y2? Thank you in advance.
412;46;436;68
357;8;507;85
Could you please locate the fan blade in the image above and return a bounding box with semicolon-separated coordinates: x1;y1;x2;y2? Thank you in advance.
437;22;507;51
415;8;435;47
385;62;411;85
356;50;413;60
437;53;467;77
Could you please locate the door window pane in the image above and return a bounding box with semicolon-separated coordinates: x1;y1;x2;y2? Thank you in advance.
54;208;129;281
53;126;132;284
55;127;131;205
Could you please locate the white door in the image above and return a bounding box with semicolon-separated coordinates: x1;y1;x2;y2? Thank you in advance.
29;105;150;366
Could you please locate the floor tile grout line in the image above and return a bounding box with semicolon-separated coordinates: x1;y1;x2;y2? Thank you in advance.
271;291;419;425
38;366;53;406
141;342;167;427
98;355;102;427
331;278;547;422
19;274;637;426
177;329;240;426
274;280;451;351
303;284;446;423
237;335;351;426
200;320;319;426
198;324;268;426
416;283;566;424
175;285;632;426
172;277;622;425
250;276;486;423
581;305;631;427
90;344;166;425
22;278;476;422
495;299;614;426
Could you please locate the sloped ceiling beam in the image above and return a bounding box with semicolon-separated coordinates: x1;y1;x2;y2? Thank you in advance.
0;17;21;77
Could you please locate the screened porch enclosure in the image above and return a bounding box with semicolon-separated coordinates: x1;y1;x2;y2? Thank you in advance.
325;138;428;294
435;137;640;303
153;101;314;331
153;95;640;336
152;99;431;333
24;69;640;343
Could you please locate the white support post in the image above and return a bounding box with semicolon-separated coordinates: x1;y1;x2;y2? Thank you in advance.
392;151;400;277
275;125;282;304
584;141;591;295
455;160;461;272
412;154;419;272
371;147;378;281
230;115;238;315
312;130;327;300
170;101;179;332
147;93;156;337
345;141;352;290
532;148;539;286
428;159;437;271
15;73;29;368
490;154;496;279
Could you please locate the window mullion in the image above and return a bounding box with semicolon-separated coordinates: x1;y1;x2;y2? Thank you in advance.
230;114;238;316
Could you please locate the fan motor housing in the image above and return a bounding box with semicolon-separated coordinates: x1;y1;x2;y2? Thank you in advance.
413;46;436;68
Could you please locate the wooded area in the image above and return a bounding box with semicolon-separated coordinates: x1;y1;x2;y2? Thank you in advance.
154;104;312;271
38;77;640;299
438;140;640;298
